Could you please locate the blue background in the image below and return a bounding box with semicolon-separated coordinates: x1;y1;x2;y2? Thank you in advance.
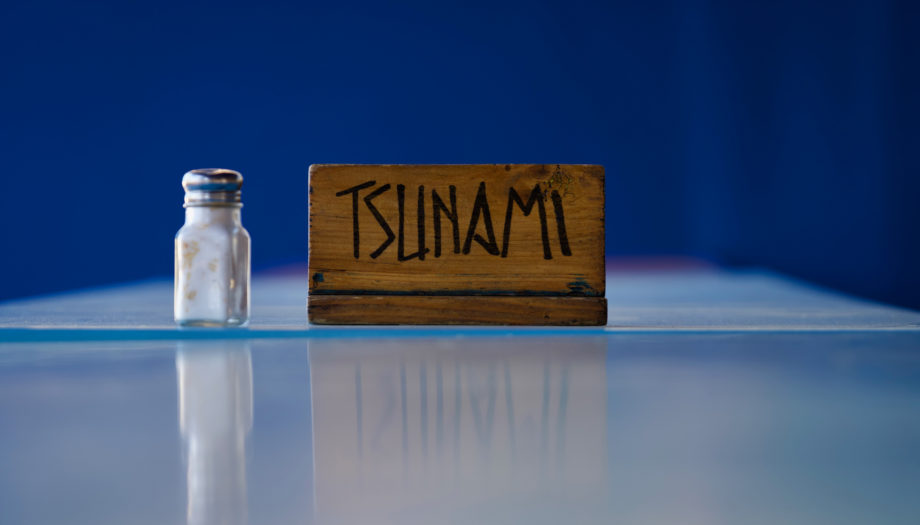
1;0;918;309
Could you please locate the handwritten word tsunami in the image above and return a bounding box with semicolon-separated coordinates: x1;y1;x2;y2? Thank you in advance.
335;181;572;261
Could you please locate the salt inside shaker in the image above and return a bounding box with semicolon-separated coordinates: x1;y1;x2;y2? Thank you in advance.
175;169;251;327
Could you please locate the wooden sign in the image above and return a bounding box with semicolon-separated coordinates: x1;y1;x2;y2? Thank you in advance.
308;164;606;325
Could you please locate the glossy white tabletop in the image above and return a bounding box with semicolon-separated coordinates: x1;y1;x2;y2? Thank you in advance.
1;269;918;524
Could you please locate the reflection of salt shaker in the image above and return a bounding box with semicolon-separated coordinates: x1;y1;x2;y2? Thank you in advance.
177;341;253;525
175;169;250;327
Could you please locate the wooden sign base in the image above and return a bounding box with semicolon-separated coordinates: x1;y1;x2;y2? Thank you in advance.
308;295;607;325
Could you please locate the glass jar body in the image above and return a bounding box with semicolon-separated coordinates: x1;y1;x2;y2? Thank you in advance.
175;207;250;327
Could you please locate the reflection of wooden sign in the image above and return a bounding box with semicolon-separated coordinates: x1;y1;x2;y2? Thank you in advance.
308;165;607;325
308;338;607;522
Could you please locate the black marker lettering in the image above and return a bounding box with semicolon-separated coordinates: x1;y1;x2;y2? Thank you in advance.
432;185;459;257
501;184;551;260
335;180;376;259
397;184;429;261
462;182;499;256
337;179;571;261
550;190;572;256
364;184;394;259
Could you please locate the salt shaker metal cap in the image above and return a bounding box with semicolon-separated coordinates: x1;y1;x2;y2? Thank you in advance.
183;168;243;207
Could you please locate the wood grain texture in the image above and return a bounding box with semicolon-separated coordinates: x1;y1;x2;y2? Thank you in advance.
308;296;608;325
308;164;605;296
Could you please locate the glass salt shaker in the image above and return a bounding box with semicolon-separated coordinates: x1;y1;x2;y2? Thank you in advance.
175;169;251;327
